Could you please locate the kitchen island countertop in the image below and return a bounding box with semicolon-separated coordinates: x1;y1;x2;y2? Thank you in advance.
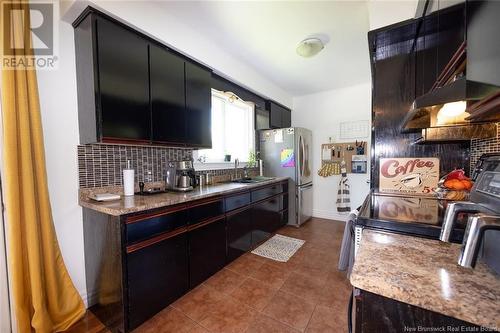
350;229;500;330
79;177;289;216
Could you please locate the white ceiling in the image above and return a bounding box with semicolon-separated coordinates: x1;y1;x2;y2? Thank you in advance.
158;1;372;97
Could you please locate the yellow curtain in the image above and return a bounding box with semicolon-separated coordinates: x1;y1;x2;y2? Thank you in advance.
1;1;85;332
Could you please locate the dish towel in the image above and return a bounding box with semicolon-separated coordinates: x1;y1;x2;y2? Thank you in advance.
336;163;351;213
338;209;359;276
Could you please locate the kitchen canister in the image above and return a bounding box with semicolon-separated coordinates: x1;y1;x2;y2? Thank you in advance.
123;160;135;196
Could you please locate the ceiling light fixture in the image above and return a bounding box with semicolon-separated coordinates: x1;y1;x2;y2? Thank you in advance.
296;38;325;58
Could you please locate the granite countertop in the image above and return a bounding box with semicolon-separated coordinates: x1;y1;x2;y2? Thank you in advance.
350;229;500;330
79;177;289;216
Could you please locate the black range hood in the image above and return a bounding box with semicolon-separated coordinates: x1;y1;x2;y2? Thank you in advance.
402;0;500;133
402;77;499;130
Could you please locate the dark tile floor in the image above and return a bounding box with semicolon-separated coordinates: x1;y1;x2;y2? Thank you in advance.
67;218;351;333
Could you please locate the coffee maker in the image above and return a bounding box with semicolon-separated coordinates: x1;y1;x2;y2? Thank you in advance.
165;160;197;192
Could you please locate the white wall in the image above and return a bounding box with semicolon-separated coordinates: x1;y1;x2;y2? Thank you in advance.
37;1;294;306
368;0;418;30
37;21;87;303
292;83;372;221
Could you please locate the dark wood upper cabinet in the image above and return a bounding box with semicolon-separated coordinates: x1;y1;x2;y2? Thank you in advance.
282;108;291;128
185;61;212;148
150;44;186;144
267;101;291;128
96;17;150;142
74;8;212;147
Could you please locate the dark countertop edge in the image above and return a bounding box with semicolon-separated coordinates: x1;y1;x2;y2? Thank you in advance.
79;177;289;216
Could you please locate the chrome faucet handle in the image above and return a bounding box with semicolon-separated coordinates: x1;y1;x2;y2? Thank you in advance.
440;202;489;242
458;215;500;268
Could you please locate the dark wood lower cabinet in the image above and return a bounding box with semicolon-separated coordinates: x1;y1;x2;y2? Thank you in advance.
354;289;480;333
188;217;226;288
226;207;253;263
126;232;188;330
83;181;289;332
251;195;282;246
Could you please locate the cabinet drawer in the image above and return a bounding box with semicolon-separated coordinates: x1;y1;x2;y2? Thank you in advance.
225;192;251;212
188;198;224;225
126;208;187;245
126;232;188;330
251;184;283;202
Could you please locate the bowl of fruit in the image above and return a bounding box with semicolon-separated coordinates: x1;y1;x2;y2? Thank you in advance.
434;169;473;200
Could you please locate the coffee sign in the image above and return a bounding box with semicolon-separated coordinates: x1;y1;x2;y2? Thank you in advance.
379;158;440;195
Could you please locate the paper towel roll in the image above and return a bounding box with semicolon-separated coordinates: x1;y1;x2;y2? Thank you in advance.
123;169;135;196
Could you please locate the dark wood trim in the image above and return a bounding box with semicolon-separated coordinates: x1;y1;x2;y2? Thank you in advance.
187;215;225;232
223;189;251;198
279;208;288;214
126;226;188;253
150;140;187;148
225;204;252;217
102;137;151;145
125;204;188;224
188;196;223;208
250;192;286;207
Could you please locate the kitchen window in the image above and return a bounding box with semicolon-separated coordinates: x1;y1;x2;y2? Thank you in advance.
195;90;255;168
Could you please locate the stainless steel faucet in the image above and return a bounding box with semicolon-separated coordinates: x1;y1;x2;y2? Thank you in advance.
458;214;500;268
234;158;239;179
440;202;491;242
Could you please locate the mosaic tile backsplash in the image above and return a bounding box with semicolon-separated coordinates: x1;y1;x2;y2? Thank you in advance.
77;144;257;188
77;144;193;188
470;123;500;171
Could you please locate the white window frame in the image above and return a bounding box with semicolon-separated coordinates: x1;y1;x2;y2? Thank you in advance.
194;89;255;170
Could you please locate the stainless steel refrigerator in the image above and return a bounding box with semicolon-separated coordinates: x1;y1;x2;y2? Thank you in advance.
259;127;313;227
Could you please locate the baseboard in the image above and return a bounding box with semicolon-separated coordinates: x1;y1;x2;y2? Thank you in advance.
312;209;348;222
80;289;98;309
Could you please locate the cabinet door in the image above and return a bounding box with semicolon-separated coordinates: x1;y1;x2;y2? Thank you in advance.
269;102;282;129
226;208;252;263
126;232;188;330
251;197;281;246
281;109;291;128
185;62;212;148
189;218;226;288
150;44;186;143
96;18;150;142
255;107;270;130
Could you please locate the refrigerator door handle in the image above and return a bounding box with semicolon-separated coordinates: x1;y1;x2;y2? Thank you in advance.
299;135;305;179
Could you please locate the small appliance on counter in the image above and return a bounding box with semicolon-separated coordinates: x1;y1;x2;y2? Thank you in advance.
165;160;198;192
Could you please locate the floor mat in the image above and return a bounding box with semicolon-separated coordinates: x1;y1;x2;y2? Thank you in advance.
251;234;305;262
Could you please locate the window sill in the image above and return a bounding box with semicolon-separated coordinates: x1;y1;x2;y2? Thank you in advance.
194;161;248;171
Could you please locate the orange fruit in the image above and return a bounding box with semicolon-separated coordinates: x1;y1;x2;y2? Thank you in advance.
461;179;473;191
